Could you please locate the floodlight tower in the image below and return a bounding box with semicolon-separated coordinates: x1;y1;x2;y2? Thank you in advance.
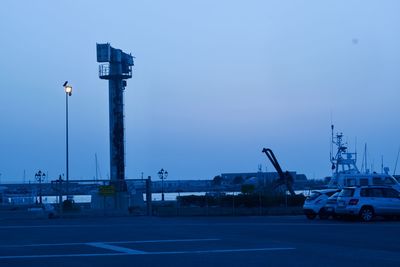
96;43;134;192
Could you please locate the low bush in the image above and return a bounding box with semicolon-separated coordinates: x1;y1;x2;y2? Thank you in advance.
178;193;305;208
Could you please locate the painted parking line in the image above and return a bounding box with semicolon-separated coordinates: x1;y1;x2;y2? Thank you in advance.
0;247;296;260
0;224;129;229
1;222;397;230
109;238;221;244
0;238;220;248
87;242;146;254
151;247;296;255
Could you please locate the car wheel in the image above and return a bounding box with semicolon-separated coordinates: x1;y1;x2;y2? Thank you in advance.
306;213;316;220
359;207;374;222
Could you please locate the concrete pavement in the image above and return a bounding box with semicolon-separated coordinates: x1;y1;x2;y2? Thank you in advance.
0;216;399;266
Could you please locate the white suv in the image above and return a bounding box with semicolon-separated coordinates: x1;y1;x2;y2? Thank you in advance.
336;186;400;222
303;189;339;219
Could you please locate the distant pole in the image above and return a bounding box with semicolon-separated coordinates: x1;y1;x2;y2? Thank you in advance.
35;170;45;204
146;176;152;216
66;90;69;197
58;174;63;213
158;168;168;201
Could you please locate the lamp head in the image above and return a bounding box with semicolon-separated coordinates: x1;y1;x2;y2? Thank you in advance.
64;85;72;96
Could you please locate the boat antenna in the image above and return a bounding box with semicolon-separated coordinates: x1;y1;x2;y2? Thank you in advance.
355;137;357;164
365;143;368;173
393;146;400;175
330;124;334;163
371;158;374;173
361;143;366;172
95;153;98;181
94;153;102;180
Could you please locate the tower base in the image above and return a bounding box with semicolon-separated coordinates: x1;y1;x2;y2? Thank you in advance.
91;191;145;215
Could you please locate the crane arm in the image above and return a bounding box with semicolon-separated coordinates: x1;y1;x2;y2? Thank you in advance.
262;148;296;196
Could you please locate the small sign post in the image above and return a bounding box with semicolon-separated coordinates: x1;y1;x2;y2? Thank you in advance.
99;185;115;196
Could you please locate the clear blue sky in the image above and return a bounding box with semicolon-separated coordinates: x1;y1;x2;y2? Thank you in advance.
0;1;399;183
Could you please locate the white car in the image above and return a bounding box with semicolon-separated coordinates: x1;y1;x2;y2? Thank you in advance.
321;191;341;219
303;189;339;219
28;204;57;219
336;186;400;222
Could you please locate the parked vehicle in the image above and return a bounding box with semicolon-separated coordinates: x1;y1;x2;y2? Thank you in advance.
336;186;400;222
28;203;57;219
321;191;341;219
303;189;339;219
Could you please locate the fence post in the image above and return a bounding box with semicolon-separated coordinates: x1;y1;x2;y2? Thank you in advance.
146;176;152;216
232;192;235;216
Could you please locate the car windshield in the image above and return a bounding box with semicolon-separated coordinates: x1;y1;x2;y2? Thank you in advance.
326;190;338;197
328;192;340;199
339;188;354;197
307;191;321;200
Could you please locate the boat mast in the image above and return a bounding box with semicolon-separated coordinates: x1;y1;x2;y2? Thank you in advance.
330;125;359;174
330;124;335;173
361;143;368;173
394;146;400;175
365;143;368;173
95;153;98;181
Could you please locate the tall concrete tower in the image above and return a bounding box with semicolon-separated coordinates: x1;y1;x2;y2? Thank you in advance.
96;43;134;192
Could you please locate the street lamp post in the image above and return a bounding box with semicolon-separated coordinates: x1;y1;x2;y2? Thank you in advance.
158;168;168;201
63;81;72;199
34;170;46;204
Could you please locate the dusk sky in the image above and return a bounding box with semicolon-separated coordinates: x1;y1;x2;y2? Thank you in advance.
0;1;399;183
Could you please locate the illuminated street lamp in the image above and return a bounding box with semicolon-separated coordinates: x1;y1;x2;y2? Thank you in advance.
35;170;46;204
158;168;168;201
65;85;72;96
63;81;72;198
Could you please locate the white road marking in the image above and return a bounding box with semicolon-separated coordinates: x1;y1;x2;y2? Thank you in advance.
109;238;220;244
0;224;122;229
153;247;296;255
0;247;296;260
87;242;146;254
0;222;393;230
0;238;220;248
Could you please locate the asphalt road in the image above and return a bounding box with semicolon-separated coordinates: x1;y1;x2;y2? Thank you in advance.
0;215;399;267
